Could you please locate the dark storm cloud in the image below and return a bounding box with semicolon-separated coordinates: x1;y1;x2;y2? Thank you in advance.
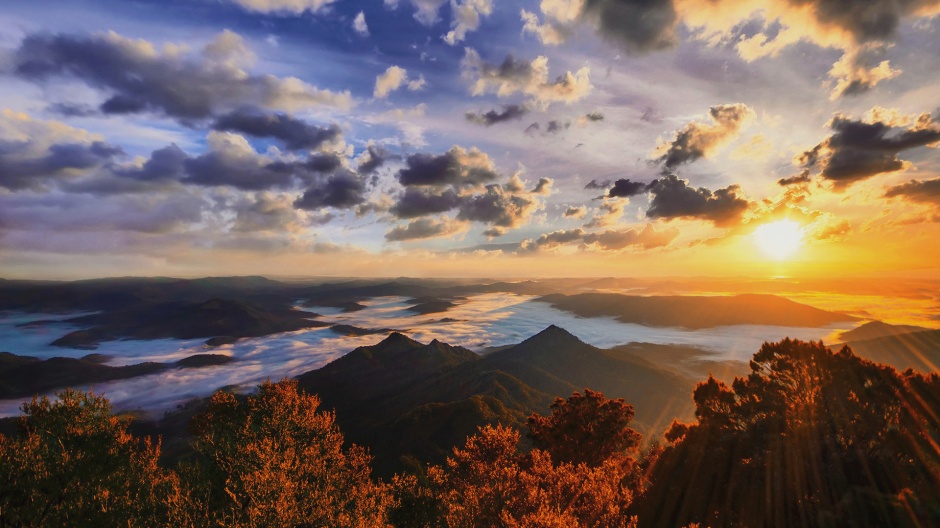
777;170;812;187
397;147;499;187
10;31;350;122
884;178;940;204
584;179;611;190
118;144;187;181
655;103;753;171
0;139;122;190
646;174;751;226
357;145;398;175
607;178;648;198
582;0;679;54
183;150;297;190
456;184;537;229
294;171;367;210
800;112;940;187
786;0;940;44
302;153;344;174
389;188;462;218
212;108;341;151
465;104;529;126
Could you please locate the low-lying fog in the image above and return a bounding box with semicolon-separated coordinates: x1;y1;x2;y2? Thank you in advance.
0;293;857;417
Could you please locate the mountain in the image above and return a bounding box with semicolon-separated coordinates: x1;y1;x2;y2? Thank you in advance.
536;292;857;329
841;329;940;373
297;326;698;477
51;298;328;349
0;351;234;399
838;320;930;342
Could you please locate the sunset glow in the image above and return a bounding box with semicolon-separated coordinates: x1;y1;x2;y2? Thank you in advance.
753;220;804;261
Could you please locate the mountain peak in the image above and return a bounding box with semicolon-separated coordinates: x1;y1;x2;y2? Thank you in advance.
374;332;423;352
526;325;583;344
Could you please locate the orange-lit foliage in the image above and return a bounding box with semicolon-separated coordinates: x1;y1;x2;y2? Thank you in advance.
528;388;641;468
185;379;393;527
0;389;182;526
635;339;940;528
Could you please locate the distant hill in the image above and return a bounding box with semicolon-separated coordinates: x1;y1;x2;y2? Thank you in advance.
297;326;697;477
0;351;234;400
841;329;940;373
838;320;930;342
51;298;328;349
536;292;857;329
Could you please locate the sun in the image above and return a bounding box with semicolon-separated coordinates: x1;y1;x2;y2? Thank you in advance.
752;219;804;260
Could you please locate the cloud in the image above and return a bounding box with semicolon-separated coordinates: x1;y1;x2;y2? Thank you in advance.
646;174;751;227
390;188;462;218
409;0;449;25
0;110;122;191
530;177;554;195
521;0;582;46
462;49;592;105
521;223;678;251
294;170;367;210
653;103;754;171
582;0;679;53
356;145;399;175
828;45;901;99
10;30;353;121
456;184;539;232
885;178;940;205
607;178;648;198
183;131;298;190
584;179;611;190
583;223;679;250
231;192;311;233
353;11;370;36
777;170;812;187
374;65;425;98
385;215;466;241
398;146;500;187
545;120;570;134
465;104;529;126
212;107;341;151
444;0;494;45
583;198;625;228
563;205;587;218
800;108;940;188
225;0;336;15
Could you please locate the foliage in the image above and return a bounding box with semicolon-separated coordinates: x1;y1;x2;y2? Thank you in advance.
527;388;641;468
0;389;183;527
184;378;393;527
635;338;940;527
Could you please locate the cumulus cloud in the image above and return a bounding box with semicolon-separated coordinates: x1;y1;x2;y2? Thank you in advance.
444;0;494;45
465;104;530;126
353;11;370;36
409;0;449;25
653;103;754;171
10;30;353;121
294;170;367;210
390;188;462;218
462;49;592;106
398;146;500;187
530;177;554;195
456;184;539;232
521;223;678;251
828;45;901;99
563;205;587;218
225;0;336;15
799;108;940;188
374;65;425;98
584;179;611;190
885;178;940;205
521;0;582;45
646;174;751;227
583;198;625;228
607;178;648;198
385;215;466;241
231;192;310;233
183;132;298;190
583;0;679;53
356;145;398;175
212;107;341;151
0;110;122;191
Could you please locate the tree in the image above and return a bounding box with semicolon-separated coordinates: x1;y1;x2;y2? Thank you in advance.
527;388;641;468
184;379;393;527
635;339;940;528
0;389;182;527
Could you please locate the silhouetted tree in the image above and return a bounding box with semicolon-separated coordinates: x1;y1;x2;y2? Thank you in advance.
183;379;393;527
0;389;183;527
527;388;641;468
634;339;940;528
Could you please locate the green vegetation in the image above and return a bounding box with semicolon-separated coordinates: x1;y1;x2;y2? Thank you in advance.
1;338;938;527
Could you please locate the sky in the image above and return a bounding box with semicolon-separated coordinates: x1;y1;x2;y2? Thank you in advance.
0;0;939;280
